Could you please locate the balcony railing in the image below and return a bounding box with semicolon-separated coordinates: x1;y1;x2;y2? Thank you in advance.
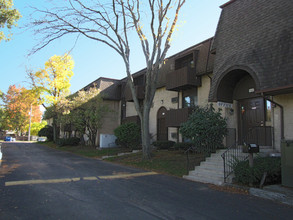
166;66;201;91
124;85;145;102
166;108;193;127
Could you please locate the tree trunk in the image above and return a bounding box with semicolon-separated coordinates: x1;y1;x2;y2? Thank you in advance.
52;116;57;142
141;104;151;160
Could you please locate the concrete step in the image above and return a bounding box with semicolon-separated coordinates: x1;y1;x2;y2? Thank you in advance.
184;150;225;185
188;172;223;181
196;163;224;171
189;167;224;176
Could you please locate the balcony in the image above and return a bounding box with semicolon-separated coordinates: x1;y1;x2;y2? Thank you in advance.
124;85;145;102
166;108;193;127
121;115;141;125
166;66;201;91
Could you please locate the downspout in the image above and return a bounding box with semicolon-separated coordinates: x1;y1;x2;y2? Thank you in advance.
177;91;180;143
205;38;212;75
206;38;213;85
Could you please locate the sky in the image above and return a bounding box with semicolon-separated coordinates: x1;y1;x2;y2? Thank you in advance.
0;0;228;95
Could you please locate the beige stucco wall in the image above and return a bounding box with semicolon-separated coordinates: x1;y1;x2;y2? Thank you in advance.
198;75;211;106
272;93;293;151
149;87;178;142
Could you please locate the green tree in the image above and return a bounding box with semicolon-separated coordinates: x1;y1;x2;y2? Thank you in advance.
25;120;47;136
58;87;109;146
180;105;227;155
0;0;21;42
30;0;186;159
0;106;6;131
28;53;74;142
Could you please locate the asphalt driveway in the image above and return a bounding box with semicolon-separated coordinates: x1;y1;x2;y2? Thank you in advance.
0;142;292;220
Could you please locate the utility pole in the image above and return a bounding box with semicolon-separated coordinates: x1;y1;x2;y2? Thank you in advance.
28;104;32;141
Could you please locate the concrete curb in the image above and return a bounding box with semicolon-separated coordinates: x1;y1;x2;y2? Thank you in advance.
101;150;141;160
225;183;293;206
249;187;293;207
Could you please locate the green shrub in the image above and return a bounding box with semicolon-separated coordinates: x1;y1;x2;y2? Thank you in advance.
56;137;80;147
180;105;227;152
233;157;281;186
114;122;141;149
152;141;175;150
173;142;193;151
38;125;53;141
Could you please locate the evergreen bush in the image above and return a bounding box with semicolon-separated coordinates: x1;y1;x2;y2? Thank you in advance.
180;105;227;152
173;142;193;151
152;140;175;150
114;122;141;149
38;125;54;141
56;137;80;147
233;157;281;186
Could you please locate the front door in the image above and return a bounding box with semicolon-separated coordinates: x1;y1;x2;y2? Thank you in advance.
238;97;271;145
157;107;168;141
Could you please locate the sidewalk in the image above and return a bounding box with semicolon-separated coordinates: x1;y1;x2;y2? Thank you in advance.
249;184;293;206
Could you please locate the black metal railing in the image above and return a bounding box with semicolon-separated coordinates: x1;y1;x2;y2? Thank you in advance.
221;126;273;183
221;141;248;183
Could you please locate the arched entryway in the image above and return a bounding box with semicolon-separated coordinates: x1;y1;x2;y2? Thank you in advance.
157;107;168;141
215;68;272;146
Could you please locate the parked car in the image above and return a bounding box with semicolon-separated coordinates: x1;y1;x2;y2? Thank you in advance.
4;136;13;141
37;137;47;142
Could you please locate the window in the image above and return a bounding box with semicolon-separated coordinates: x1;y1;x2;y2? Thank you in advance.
182;88;198;108
175;53;194;70
171;97;178;103
183;96;198;108
266;100;272;122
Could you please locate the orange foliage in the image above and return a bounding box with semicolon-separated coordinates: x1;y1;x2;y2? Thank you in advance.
4;85;42;132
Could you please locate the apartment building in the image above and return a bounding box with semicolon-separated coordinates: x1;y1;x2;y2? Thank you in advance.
209;0;293;151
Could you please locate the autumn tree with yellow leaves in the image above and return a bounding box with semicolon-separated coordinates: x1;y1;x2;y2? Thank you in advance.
28;53;74;142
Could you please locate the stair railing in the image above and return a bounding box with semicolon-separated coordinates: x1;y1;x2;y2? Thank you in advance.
221;141;248;183
221;126;273;183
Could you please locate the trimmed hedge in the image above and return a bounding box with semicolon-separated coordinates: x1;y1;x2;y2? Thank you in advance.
233;157;281;186
152;141;175;150
56;137;80;147
173;142;193;151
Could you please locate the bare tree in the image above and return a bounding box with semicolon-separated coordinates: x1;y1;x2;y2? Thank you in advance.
30;0;186;159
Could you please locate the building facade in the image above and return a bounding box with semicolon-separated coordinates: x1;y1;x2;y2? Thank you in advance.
56;0;292;152
209;0;293;151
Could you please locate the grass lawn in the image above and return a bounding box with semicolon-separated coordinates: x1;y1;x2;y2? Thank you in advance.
40;142;132;158
105;150;205;177
40;142;205;177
